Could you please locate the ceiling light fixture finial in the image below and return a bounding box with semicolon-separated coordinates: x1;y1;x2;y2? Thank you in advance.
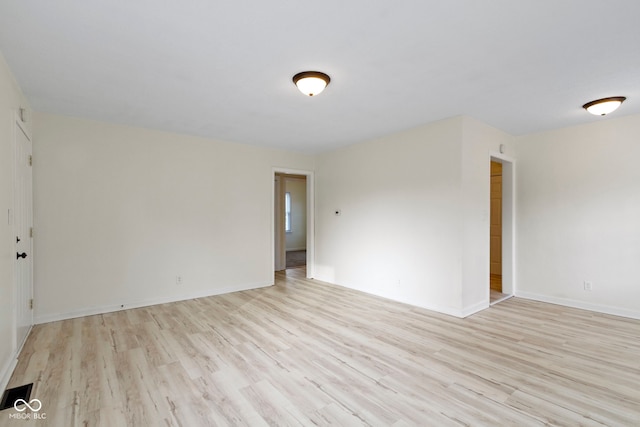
582;96;626;116
293;71;330;97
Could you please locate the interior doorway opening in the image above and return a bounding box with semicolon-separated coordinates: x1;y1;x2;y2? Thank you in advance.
490;161;503;293
489;154;515;305
284;174;307;269
273;168;314;279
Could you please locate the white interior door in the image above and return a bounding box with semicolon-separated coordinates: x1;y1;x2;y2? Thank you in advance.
14;119;33;348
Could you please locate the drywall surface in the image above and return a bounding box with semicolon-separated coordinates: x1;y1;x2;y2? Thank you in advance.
460;116;514;314
314;116;514;317
314;117;466;315
33;113;313;322
515;114;640;318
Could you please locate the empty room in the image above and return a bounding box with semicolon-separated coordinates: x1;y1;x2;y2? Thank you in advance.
1;1;639;425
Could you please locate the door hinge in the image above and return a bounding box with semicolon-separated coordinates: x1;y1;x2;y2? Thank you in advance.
28;155;33;166
30;227;33;238
29;299;33;310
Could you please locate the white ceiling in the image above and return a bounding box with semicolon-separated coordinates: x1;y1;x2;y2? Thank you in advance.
1;1;639;153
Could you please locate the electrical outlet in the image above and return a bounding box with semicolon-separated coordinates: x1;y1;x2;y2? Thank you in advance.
176;275;183;285
583;281;592;291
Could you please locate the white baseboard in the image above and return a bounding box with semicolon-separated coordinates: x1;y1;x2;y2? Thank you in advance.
460;300;490;318
315;276;470;319
0;325;32;394
516;291;640;320
0;354;18;395
34;281;273;324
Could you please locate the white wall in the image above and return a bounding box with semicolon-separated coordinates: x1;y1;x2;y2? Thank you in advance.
33;113;313;322
315;117;464;315
0;52;31;391
284;177;306;251
460;117;514;314
314;116;513;317
515;114;640;319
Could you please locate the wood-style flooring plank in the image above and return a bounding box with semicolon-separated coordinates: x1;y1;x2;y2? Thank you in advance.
2;269;639;426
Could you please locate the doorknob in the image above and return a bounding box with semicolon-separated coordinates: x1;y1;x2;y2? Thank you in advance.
17;252;27;259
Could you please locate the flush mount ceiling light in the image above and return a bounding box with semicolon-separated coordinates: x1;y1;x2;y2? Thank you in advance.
293;71;330;96
582;96;626;116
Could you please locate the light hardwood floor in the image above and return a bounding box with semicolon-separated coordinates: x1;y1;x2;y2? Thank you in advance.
2;269;639;426
489;290;512;306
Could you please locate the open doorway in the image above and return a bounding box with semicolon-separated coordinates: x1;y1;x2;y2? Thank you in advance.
490;161;503;296
489;154;515;305
273;168;314;279
284;174;307;269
